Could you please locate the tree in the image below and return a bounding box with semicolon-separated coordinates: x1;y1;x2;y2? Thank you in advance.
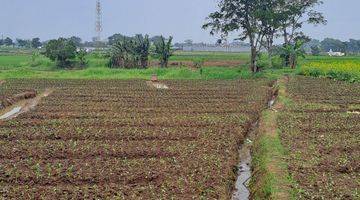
259;0;284;67
69;36;82;47
4;37;13;46
77;48;88;68
310;45;321;56
184;39;193;45
279;0;326;67
149;36;163;43
16;39;31;48
278;39;306;68
153;36;173;68
135;34;150;68
321;38;346;52
43;38;77;68
303;39;321;53
108;34;129;46
203;0;276;72
108;34;150;69
344;39;360;54
31;38;42;49
0;39;3;46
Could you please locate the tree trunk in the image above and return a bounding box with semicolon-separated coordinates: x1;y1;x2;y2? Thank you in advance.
290;54;296;69
250;47;257;73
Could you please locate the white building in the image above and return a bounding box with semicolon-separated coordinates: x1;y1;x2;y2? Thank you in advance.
328;49;345;57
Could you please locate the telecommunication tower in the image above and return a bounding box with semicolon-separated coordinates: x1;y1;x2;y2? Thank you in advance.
95;0;102;42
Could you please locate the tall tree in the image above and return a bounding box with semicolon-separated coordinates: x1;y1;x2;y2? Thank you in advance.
153;36;173;68
43;38;77;68
321;38;346;52
16;39;31;48
68;36;82;47
4;37;13;46
31;38;42;49
279;0;326;67
203;0;275;72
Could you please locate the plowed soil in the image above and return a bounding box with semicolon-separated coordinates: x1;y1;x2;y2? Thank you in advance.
0;79;272;199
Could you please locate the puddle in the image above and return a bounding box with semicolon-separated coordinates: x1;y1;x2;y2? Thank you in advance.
146;81;169;89
0;107;22;120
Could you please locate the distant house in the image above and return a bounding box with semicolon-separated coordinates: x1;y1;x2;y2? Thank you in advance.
328;49;345;57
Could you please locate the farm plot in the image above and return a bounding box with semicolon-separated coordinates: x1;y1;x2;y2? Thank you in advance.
0;79;272;199
279;77;360;199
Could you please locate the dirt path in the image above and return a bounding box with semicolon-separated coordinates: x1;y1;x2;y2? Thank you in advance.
250;77;293;200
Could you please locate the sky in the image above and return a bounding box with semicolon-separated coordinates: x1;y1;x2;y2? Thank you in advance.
1;0;359;43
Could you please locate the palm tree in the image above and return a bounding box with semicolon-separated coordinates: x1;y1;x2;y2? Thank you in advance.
153;36;173;68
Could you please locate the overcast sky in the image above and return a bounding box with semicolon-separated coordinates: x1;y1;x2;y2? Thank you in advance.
1;0;359;43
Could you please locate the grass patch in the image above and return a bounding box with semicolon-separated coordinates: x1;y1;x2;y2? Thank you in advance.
0;66;265;80
250;110;295;200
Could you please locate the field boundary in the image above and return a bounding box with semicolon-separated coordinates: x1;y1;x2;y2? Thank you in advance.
250;77;295;200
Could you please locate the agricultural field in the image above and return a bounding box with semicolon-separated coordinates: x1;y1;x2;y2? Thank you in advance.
278;77;360;199
299;58;360;82
0;79;272;199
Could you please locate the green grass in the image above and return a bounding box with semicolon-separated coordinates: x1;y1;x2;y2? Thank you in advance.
0;50;278;80
0;66;264;80
170;51;250;62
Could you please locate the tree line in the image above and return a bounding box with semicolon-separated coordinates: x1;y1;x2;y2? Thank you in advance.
304;38;360;55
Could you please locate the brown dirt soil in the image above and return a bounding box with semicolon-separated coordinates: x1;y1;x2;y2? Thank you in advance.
0;89;53;120
0;79;272;199
279;77;360;199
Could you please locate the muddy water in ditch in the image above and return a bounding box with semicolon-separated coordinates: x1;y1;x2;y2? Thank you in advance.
0;89;53;120
0;107;22;120
232;95;277;200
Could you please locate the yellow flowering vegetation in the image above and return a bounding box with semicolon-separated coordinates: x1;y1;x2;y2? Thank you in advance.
299;60;360;82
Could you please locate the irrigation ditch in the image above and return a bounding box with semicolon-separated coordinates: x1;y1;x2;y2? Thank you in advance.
232;77;292;200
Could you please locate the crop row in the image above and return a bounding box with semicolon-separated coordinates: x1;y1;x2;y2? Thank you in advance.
279;77;359;199
0;79;272;199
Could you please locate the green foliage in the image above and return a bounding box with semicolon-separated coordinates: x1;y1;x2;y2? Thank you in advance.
77;48;88;68
68;36;82;47
277;40;306;68
108;34;150;69
299;59;360;82
31;38;42;49
193;58;205;69
321;38;346;52
16;39;31;48
310;45;321;56
4;37;13;46
43;38;77;68
153;36;173;68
